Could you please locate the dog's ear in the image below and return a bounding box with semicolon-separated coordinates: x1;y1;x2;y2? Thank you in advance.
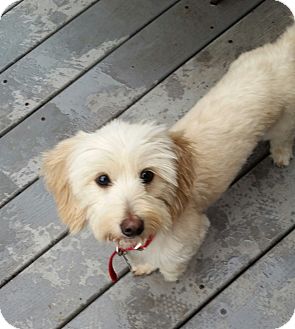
42;136;87;233
168;131;196;219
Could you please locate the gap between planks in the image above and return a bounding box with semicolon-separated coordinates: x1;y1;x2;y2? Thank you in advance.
0;0;102;74
55;269;130;329
0;229;68;289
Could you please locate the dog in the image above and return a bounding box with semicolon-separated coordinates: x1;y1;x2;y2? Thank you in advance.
42;24;295;281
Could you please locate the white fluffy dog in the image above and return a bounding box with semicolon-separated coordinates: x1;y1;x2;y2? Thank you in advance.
42;25;295;281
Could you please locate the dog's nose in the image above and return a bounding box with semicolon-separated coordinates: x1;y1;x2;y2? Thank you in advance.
120;215;144;238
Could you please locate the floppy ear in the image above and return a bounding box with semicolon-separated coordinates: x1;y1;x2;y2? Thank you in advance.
41;136;87;233
168;131;196;220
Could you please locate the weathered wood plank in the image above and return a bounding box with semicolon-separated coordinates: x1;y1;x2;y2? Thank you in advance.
60;150;295;329
0;0;99;72
0;0;265;208
0;229;127;329
0;180;65;286
0;0;178;136
183;231;295;329
0;0;288;289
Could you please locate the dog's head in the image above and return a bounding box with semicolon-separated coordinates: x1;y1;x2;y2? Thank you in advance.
42;120;194;246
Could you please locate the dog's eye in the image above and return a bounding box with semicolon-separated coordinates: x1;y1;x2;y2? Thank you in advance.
95;174;111;187
140;170;154;184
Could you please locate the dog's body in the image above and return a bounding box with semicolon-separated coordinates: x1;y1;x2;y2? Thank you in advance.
173;24;295;209
43;25;295;281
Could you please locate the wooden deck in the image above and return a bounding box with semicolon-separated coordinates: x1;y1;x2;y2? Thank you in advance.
0;0;294;328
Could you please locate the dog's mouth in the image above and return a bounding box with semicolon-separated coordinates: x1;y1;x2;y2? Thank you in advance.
106;233;139;243
116;236;147;249
108;234;151;249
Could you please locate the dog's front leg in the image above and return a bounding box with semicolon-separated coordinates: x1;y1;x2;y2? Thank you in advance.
158;210;210;282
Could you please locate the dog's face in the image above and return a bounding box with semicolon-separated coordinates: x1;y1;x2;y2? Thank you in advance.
42;121;193;247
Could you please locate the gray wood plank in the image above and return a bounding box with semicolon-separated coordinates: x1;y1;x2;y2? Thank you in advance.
60;147;295;329
0;0;265;208
183;231;295;329
0;180;65;286
0;0;99;72
0;0;177;136
0;229;127;329
0;0;288;289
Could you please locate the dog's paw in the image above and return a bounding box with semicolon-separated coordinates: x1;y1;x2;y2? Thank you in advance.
271;147;293;168
131;263;156;276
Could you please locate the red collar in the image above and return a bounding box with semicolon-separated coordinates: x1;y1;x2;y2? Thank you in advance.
108;236;153;282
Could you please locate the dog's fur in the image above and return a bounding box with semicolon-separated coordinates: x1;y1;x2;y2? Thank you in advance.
42;25;295;281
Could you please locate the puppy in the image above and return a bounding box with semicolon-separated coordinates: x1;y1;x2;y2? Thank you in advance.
42;25;295;281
